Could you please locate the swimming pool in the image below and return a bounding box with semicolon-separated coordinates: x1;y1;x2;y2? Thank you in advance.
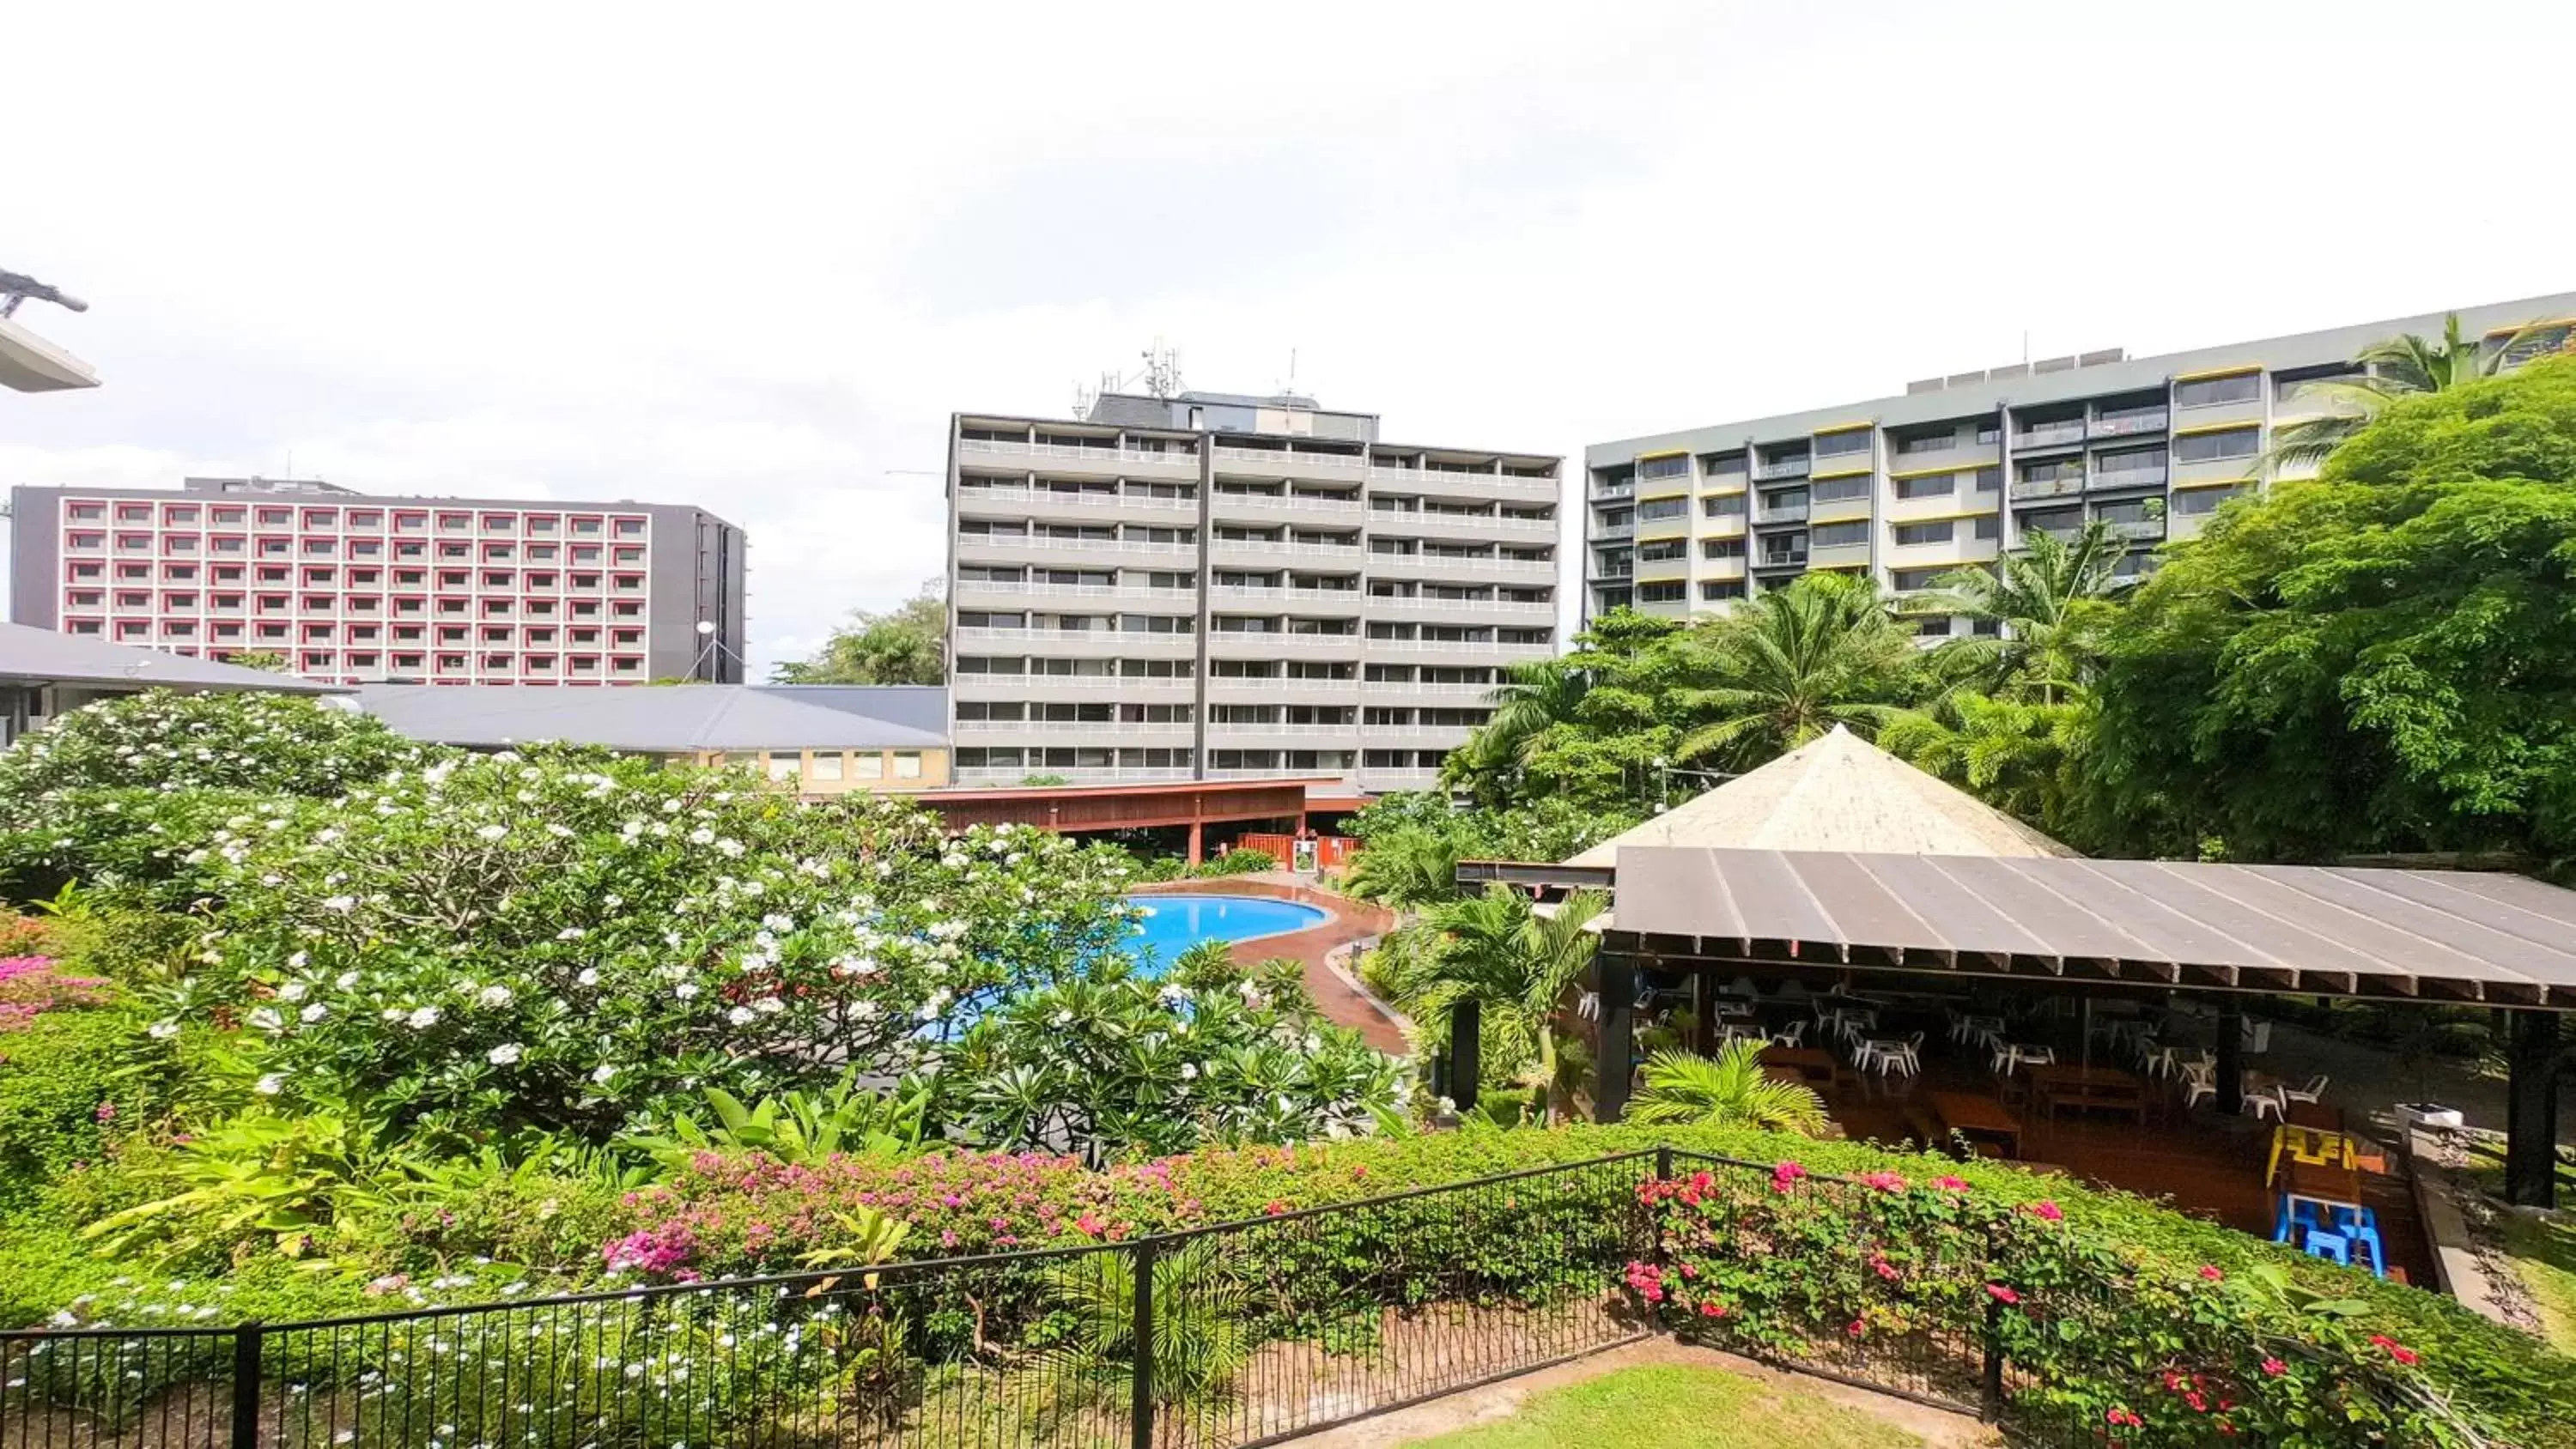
1123;893;1327;964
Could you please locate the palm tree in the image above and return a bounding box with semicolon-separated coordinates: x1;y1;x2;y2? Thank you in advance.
1920;520;2129;702
1627;1043;1830;1135
1337;827;1463;911
1477;658;1589;763
1384;884;1609;1124
1669;573;1920;770
1041;1237;1249;1445
1880;688;2093;836
2270;313;2569;468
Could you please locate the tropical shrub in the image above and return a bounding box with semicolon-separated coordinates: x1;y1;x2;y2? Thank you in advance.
1627;1045;1828;1134
176;747;1141;1143
0;993;143;1208
940;957;1401;1162
0;689;433;800
1637;1158;2494;1446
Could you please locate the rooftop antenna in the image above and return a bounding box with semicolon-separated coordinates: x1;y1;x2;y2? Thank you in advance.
0;267;87;319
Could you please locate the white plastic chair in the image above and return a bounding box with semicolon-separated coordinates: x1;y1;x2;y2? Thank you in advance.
2282;1074;2329;1106
2181;1064;2218;1112
2244;1084;2287;1123
1770;1020;1807;1049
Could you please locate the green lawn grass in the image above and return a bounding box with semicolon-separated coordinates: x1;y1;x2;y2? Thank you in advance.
1401;1364;1931;1448
2495;1210;2576;1355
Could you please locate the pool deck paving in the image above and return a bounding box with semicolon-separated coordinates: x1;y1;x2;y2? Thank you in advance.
1132;874;1413;1056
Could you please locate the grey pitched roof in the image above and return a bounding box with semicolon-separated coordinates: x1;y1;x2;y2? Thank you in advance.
357;684;947;753
0;623;349;694
756;686;949;736
1610;846;2576;1008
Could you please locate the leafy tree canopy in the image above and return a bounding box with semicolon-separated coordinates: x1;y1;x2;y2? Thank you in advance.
770;578;946;685
2091;355;2576;865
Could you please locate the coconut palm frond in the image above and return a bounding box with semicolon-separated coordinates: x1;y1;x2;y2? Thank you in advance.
1629;1044;1829;1135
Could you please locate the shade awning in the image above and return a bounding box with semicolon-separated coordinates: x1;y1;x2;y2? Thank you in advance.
1609;847;2576;1009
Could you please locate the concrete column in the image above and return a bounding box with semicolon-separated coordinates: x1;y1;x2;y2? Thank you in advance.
2215;1001;2245;1117
1447;997;1482;1114
2506;1009;2561;1209
1186;817;1203;867
1595;951;1636;1123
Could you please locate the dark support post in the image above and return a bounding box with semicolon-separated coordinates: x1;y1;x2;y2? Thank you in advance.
1979;1293;2006;1422
1595;951;1636;1123
1130;1238;1157;1449
1691;973;1714;1056
1184;819;1203;868
2215;1001;2245;1117
1448;997;1481;1114
230;1323;263;1449
2506;1009;2562;1210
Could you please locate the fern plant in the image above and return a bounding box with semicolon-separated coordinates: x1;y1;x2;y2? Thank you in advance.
621;1069;930;1173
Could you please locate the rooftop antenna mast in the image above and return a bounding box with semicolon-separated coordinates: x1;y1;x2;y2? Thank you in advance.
1073;343;1186;418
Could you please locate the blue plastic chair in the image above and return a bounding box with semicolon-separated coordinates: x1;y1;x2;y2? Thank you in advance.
2302;1228;2352;1266
2331;1207;2387;1278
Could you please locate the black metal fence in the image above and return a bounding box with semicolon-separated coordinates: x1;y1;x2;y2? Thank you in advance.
3;1153;1667;1449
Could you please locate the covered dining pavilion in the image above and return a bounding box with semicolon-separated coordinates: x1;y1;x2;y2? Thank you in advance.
1553;846;2576;1213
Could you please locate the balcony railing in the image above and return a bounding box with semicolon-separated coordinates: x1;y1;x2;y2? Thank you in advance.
1754;549;1810;569
2099;518;2167;542
1589;482;1635;501
2008;474;2086;501
2089;409;2169;439
1214;446;1366;472
2010;422;2087;451
1214;494;1365;516
2088;467;2169;492
1374;595;1553;615
1752;503;1810;525
958;440;1196;467
959;486;1183;512
1751;458;1813;482
959;534;1195;555
955;766;1194;785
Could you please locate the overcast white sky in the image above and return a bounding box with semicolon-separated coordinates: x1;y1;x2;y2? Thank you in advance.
7;1;2571;670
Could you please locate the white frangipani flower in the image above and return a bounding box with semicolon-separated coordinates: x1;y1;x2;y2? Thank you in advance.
486;1043;523;1066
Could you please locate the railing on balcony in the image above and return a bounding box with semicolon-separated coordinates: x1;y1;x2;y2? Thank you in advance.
2099;517;2167;542
959;486;1185;512
1213;494;1365;516
2010;422;2087;450
1589;482;1635;501
1751;458;1812;482
2089;408;2169;439
1215;446;1367;472
959;534;1195;555
1754;549;1809;569
2008;474;2086;501
2088;467;2168;492
1753;503;1810;525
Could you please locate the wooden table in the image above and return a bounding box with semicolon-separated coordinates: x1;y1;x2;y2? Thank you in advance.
2279;1156;2363;1210
1760;1046;1838;1086
1927;1090;2022;1159
2028;1064;2147;1123
2286;1099;2344;1131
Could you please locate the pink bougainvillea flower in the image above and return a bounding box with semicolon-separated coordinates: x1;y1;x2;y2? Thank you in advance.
1984;1282;2020;1305
1072;1213;1107;1238
2368;1333;2420;1367
1698;1300;1728;1319
1845;1318;1866;1338
1770;1161;1808;1194
1932;1175;1971;1192
1262;1199;1291;1216
2260;1358;2286;1378
2198;1264;2224;1282
2026;1200;2064;1222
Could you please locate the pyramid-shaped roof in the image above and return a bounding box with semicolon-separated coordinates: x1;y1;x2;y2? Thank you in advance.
1564;724;2075;867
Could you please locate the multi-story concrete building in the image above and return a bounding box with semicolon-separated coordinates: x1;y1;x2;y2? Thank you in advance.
9;476;749;685
944;391;1560;792
1583;292;2576;633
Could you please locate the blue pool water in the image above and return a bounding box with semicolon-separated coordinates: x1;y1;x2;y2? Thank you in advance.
1124;893;1327;965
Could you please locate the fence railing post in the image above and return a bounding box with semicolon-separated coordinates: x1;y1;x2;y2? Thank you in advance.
1978;1222;2005;1424
1130;1236;1157;1449
230;1321;264;1449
